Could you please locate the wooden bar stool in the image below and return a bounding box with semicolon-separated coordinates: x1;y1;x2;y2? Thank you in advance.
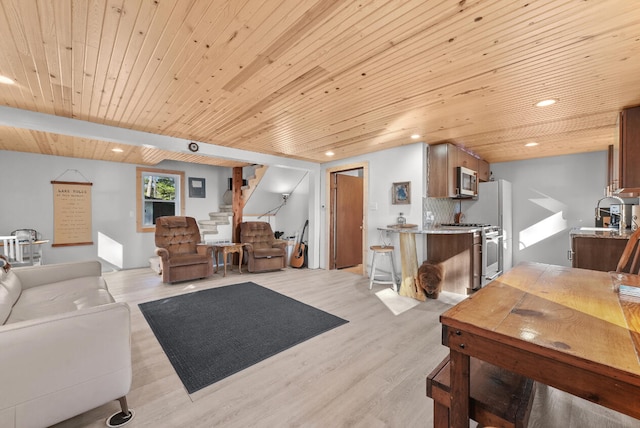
369;245;398;292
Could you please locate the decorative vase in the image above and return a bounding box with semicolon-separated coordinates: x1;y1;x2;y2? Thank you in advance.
223;190;233;205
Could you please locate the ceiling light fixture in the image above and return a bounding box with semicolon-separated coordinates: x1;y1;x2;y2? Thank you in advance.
325;151;335;156
111;148;124;153
535;99;557;107
0;75;15;85
525;142;539;147
411;134;421;139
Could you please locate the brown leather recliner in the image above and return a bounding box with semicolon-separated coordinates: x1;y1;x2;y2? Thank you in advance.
154;216;214;283
240;221;287;272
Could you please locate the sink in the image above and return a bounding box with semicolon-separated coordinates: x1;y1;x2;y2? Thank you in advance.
578;227;615;231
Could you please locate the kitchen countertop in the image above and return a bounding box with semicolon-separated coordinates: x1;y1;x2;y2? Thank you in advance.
379;225;482;234
570;227;634;239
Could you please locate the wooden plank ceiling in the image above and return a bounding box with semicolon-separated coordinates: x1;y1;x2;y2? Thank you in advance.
0;0;639;166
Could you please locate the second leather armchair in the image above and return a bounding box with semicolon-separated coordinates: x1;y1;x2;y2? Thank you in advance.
240;222;287;273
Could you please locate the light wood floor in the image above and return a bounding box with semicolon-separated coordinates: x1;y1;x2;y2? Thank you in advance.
52;267;640;428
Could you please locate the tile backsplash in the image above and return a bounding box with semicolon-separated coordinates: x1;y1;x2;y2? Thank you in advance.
423;197;457;226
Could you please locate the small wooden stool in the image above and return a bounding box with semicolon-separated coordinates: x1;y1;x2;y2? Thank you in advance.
369;245;398;292
427;355;536;428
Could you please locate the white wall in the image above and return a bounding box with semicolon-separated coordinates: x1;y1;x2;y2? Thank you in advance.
490;151;608;267
3;144;610;272
0;106;322;267
243;168;310;239
0;151;232;269
318;146;612;272
272;173;310;239
320;143;426;271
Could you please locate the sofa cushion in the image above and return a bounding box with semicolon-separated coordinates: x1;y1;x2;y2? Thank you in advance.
0;268;23;325
6;276;114;324
163;216;188;228
0;285;12;325
167;253;211;267
252;248;285;259
0;269;22;304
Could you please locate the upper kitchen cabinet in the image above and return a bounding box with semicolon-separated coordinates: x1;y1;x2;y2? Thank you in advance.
610;105;640;195
477;159;490;182
428;143;458;198
457;149;478;171
427;143;490;198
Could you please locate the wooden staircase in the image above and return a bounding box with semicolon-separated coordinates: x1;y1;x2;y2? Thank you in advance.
198;205;232;240
197;164;268;240
241;165;268;208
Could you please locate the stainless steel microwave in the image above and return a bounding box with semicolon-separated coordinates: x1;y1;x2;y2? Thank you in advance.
456;166;478;197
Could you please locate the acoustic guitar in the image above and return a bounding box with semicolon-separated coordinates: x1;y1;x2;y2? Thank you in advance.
290;220;308;268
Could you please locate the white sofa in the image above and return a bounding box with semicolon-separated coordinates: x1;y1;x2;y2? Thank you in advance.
0;260;132;428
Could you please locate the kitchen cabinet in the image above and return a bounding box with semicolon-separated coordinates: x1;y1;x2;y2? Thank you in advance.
608;144;618;194
426;231;481;294
428;143;457;198
570;235;628;272
478;158;490;182
458;149;478;171
427;143;489;197
610;105;640;195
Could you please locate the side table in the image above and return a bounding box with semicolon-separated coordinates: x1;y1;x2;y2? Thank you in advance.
213;243;245;277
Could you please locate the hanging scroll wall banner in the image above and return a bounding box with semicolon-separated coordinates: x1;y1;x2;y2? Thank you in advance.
51;181;94;247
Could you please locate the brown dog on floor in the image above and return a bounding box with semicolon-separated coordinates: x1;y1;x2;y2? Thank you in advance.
416;261;444;299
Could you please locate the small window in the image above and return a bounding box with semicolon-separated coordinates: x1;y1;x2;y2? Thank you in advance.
136;167;185;232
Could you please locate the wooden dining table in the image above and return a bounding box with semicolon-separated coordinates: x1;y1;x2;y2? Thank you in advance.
439;262;640;428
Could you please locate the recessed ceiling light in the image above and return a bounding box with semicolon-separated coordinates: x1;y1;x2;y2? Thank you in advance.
325;151;335;157
535;99;557;107
0;75;15;85
411;134;421;139
111;148;124;153
525;142;539;147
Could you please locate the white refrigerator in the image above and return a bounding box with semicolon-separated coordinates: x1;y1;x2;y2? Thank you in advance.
462;179;513;272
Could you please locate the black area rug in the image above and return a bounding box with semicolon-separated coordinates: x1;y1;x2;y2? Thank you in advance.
139;282;348;394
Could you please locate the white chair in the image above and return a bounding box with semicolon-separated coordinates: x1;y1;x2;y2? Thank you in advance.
19;240;43;266
11;230;45;266
0;236;22;263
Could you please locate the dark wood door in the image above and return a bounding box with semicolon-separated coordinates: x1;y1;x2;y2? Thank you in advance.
334;173;363;269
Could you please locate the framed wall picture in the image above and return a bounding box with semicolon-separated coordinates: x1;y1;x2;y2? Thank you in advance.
188;177;206;198
392;181;411;205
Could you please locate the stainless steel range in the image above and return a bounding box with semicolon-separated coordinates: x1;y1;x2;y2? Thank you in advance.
440;223;503;287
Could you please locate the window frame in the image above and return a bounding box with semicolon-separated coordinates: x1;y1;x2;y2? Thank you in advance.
136;167;185;233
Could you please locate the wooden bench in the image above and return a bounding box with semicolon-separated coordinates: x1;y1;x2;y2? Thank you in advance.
427;355;536;428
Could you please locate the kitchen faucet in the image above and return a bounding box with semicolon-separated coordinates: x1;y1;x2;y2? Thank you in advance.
595;195;627;232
